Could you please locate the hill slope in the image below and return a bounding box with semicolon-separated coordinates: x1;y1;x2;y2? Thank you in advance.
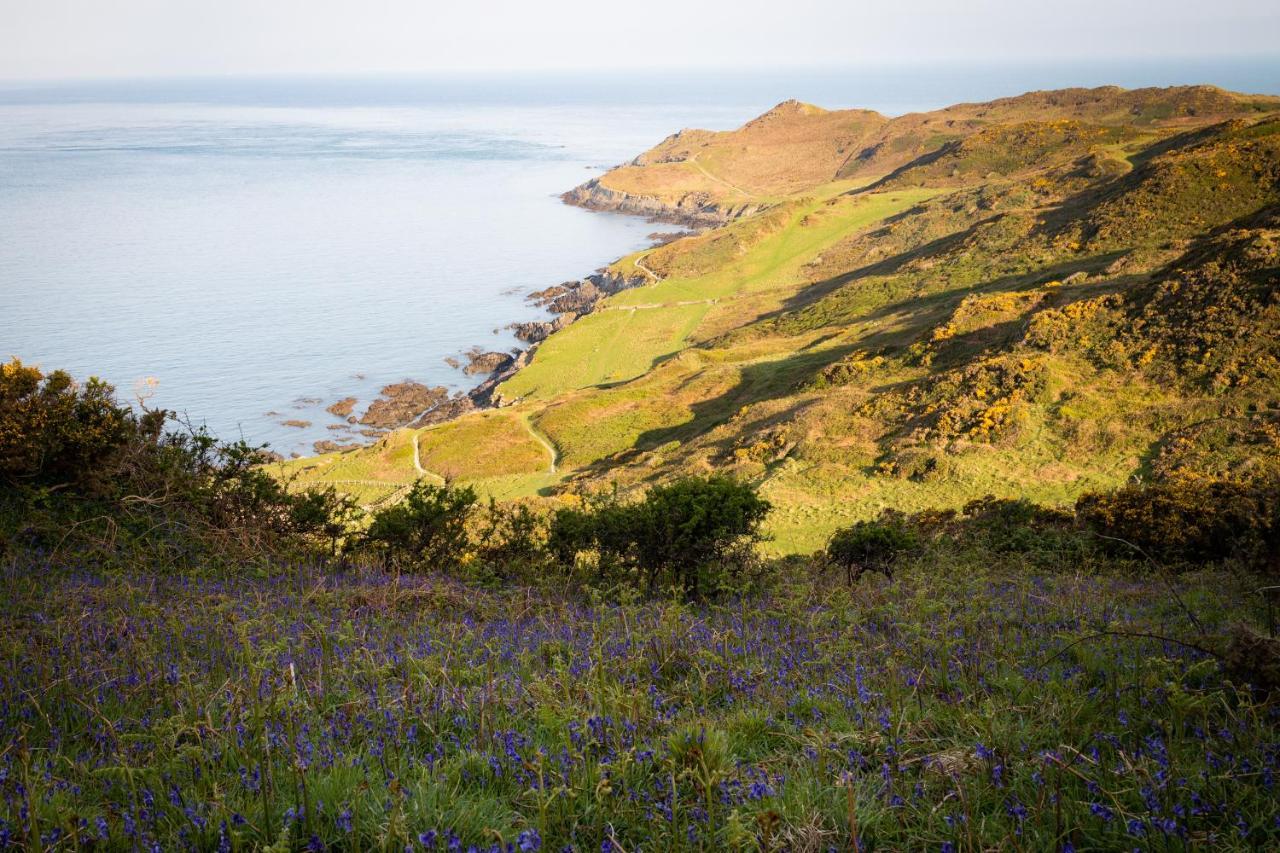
283;86;1280;553
564;85;1280;225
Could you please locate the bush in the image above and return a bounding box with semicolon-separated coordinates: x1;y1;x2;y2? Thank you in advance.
472;499;550;581
958;495;1078;555
827;513;917;583
548;476;771;598
288;486;362;558
0;357;360;568
1;357;136;490
362;481;477;570
629;476;771;596
1076;476;1279;567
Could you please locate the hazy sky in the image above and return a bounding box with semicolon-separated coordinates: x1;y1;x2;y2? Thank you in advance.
3;0;1278;80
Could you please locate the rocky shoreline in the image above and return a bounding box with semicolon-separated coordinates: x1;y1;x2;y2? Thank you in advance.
293;196;707;455
560;177;766;228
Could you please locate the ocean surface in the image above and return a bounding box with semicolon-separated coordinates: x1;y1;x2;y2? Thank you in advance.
3;61;1278;455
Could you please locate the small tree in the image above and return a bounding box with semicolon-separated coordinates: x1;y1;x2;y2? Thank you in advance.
827;515;917;583
362;481;477;570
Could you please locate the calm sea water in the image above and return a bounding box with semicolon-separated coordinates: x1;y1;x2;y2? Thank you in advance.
3;62;1278;455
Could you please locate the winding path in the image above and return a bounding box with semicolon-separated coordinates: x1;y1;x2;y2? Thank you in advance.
634;255;662;282
410;432;446;484
519;413;560;473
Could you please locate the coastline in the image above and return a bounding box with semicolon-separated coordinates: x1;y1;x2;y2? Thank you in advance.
559;177;765;228
304;190;701;455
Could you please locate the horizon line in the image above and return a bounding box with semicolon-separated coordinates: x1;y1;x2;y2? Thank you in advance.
3;53;1280;88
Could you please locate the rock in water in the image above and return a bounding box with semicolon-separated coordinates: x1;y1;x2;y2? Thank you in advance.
462;350;516;376
325;397;357;417
359;382;448;429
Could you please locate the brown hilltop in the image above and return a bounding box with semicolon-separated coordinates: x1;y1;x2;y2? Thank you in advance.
565;85;1280;225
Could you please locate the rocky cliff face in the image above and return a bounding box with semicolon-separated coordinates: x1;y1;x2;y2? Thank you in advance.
561;178;767;227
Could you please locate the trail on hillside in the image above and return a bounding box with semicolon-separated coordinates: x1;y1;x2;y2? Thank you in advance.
520;413;560;473
600;297;719;312
634;255;662;282
411;432;447;484
689;152;757;199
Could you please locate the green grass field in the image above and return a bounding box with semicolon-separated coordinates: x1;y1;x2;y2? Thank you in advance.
500;188;939;402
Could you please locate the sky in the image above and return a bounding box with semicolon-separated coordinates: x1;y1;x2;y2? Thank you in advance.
2;0;1278;81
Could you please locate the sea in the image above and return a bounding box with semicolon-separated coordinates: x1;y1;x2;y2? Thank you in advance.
3;59;1278;455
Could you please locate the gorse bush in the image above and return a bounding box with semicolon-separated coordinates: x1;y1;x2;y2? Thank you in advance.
826;514;917;582
0;357;137;490
954;495;1082;558
0;358;358;567
1076;475;1280;567
362;480;478;570
350;476;772;597
473;498;549;580
824;479;1279;582
549;476;771;597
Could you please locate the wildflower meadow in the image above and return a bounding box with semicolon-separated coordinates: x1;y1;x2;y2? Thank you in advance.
2;562;1276;851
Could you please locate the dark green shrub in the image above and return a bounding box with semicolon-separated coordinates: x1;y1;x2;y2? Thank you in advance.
363;481;477;570
827;513;917;583
288;487;362;557
473;499;549;580
1076;476;1279;567
959;495;1078;555
1;357;134;490
0;357;360;567
547;476;771;598
547;504;598;567
628;476;771;597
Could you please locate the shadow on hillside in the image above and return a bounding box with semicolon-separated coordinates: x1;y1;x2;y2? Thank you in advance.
845;142;963;195
743;243;1131;349
613;345;861;460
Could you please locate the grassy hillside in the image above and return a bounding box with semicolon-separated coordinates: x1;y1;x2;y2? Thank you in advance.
284;87;1280;554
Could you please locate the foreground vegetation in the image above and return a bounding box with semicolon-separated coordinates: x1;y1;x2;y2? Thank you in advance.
4;356;1280;850
4;556;1278;851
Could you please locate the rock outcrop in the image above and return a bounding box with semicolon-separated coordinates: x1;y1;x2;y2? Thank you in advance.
561;179;766;227
461;349;516;377
325;397;357;417
359;382;449;429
